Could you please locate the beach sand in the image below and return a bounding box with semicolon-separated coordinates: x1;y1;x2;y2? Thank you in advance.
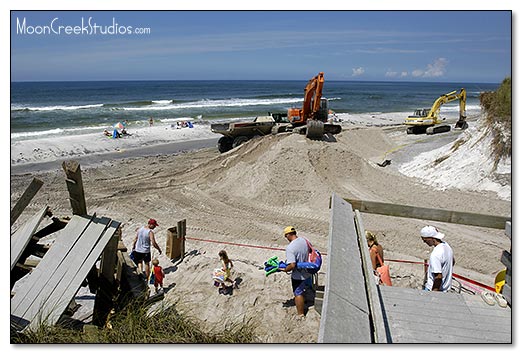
10;112;511;343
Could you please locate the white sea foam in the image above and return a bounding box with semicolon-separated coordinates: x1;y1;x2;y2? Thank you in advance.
11;103;104;111
123;97;303;111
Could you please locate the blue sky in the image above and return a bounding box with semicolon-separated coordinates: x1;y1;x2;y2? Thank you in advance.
10;10;511;83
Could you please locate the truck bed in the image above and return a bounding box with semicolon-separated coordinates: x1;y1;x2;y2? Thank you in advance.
210;121;275;138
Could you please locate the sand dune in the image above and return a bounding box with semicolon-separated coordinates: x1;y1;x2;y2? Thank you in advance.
10;119;511;342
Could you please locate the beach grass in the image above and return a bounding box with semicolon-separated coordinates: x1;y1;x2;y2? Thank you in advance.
480;76;511;169
11;299;257;344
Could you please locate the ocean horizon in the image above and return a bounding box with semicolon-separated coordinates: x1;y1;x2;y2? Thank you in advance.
11;79;499;142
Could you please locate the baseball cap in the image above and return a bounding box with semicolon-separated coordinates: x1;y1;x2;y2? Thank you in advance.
283;226;296;235
148;218;159;227
420;225;444;240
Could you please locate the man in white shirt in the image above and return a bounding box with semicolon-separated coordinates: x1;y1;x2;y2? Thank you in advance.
420;225;455;292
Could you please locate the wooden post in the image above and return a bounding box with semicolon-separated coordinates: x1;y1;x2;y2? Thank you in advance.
166;219;186;261
177;219;186;261
99;223;121;286
62;160;87;216
166;227;179;259
11;178;44;226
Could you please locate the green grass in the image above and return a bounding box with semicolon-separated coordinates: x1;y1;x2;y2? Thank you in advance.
480;77;512;169
12;300;257;344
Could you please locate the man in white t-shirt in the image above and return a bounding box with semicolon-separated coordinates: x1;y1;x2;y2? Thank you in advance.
420;225;455;292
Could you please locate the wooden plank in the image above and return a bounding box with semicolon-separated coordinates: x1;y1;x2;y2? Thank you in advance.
93;222;121;326
11;215;94;319
345;198;509;229
99;224;121;285
318;194;372;343
120;251;148;299
354;210;388;343
500;250;511;269
62;160;87;215
505;221;511;239
379;286;511;343
10;178;44;226
10;206;49;271
27;218;117;330
177;219;186;261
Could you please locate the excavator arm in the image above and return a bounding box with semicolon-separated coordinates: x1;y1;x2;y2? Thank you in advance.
288;72;325;126
427;88;466;125
302;72;324;120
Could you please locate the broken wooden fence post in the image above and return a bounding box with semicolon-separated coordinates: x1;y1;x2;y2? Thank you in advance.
62;160;87;216
10;177;44;226
166;219;186;261
178;219;186;261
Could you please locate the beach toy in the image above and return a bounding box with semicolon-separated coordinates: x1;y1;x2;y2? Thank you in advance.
264;247;322;276
264;256;287;276
495;269;506;293
212;268;225;284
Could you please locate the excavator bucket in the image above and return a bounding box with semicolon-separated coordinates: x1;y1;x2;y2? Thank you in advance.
455;120;469;129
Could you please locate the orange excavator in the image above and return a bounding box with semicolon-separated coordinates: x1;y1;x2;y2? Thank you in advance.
211;72;341;152
286;72;342;139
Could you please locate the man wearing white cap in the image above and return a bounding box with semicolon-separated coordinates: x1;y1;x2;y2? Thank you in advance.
420;225;455;292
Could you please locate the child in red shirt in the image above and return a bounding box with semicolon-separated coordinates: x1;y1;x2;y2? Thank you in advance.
151;258;165;294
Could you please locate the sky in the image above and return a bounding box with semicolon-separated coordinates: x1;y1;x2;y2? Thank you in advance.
10;10;511;83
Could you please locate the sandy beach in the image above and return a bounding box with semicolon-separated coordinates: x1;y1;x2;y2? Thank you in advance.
10;111;511;343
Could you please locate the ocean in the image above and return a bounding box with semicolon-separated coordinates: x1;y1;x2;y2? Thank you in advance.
11;80;499;141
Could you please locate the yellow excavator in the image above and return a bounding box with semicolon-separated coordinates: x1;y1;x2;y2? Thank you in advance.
404;88;468;134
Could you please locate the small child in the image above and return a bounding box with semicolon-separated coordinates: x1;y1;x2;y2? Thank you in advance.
151;258;165;294
218;250;237;290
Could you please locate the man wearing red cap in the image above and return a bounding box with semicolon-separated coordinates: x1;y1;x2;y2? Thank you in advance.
132;218;162;282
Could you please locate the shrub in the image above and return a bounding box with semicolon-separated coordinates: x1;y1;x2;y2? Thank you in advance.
480;77;512;168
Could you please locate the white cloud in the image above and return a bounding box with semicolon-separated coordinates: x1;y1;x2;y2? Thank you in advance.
412;58;449;78
352;67;365;76
385;70;408;78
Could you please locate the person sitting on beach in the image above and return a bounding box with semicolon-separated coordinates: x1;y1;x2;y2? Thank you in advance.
121;128;131;136
103;129;112;137
112;129;122;139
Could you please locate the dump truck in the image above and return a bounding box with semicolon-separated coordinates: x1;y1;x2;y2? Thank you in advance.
211;113;289;153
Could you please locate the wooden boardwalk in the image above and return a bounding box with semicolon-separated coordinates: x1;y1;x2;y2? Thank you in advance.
318;193;512;343
11;214;120;331
10;206;49;271
378;286;511;343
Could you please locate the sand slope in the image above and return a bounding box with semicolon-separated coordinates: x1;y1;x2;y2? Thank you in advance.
10;124;511;343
